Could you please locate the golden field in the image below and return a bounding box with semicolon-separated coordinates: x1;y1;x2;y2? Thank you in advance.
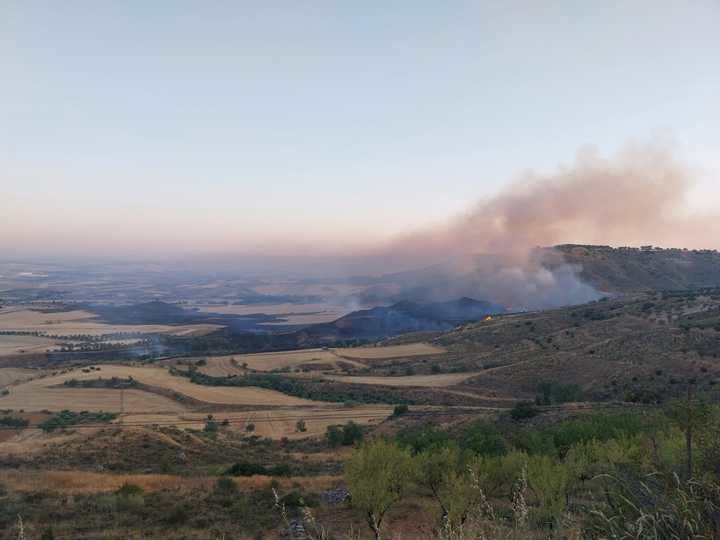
0;364;322;411
0;306;221;338
331;343;446;359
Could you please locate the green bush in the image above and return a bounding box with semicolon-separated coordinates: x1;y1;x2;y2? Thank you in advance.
460;423;508;457
396;426;451;454
326;421;364;447
39;410;116;432
215;477;237;493
392;404;409;417
225;462;267;476
0;415;29;428
510;401;539;420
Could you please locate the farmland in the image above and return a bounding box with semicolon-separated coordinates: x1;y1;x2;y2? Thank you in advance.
0;334;61;356
332;343;446;359
0;306;221;339
195;303;349;325
194;348;350;374
0;364;323;411
0;367;38;387
180;343;447;377
323;371;482;387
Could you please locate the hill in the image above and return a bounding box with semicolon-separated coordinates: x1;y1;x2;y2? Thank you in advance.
550;244;720;293
297;297;504;342
410;287;720;404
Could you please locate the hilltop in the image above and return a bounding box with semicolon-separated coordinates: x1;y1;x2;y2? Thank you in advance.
550;244;720;293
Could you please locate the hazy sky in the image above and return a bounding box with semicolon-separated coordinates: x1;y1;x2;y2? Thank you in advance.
3;1;719;260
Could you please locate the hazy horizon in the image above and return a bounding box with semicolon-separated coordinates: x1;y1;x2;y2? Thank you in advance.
4;1;719;261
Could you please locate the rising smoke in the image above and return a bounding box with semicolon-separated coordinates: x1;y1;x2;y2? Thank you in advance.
368;143;718;310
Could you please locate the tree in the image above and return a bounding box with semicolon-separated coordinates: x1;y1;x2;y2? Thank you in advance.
295;419;307;433
510;401;539;421
245;423;255;433
392;404;409;417
666;386;712;479
414;446;477;527
203;414;218;433
345;439;414;539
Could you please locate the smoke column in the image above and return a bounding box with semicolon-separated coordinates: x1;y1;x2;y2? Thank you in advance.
368;142;719;309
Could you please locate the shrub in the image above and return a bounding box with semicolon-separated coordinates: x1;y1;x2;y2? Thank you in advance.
326;421;364;447
396;426;451;454
0;415;29;429
346;439;414;539
204;414;218;433
461;423;508;457
510;401;539;421
39;410;116;432
164;503;190;525
116;483;144;498
215;476;237;493
268;463;293;477
392;404;409;417
527;455;570;527
226;462;267;476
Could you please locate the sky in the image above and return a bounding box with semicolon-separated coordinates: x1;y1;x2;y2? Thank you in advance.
2;1;720;261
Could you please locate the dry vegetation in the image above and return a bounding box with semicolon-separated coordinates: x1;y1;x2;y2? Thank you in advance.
197;348;358;374
195;302;349;324
0;469;340;494
324;372;482;387
332;343;446;359
0;367;40;387
0;364;322;411
122;405;392;439
0;306;221;338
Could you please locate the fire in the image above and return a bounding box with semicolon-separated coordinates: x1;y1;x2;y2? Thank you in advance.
483;315;493;321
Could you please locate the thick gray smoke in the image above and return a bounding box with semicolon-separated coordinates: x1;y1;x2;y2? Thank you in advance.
366;143;718;310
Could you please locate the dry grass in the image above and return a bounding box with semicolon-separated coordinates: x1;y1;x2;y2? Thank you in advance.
331;343;446;359
0;469;340;494
0;306;221;337
0;428;85;455
0;381;186;413
205;349;365;373
0;364;322;411
0;367;41;386
0;334;61;356
195;303;348;324
121;405;392;439
323;372;482;387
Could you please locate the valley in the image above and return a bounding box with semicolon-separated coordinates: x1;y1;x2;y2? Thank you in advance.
2;246;720;538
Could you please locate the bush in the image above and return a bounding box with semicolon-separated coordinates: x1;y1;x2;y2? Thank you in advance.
536;381;583;405
268;463;293;477
204;414;218;433
392;404;409;417
39;410;116;432
116;483;144;498
510;401;539;420
225;462;267;476
396;426;451;454
215;476;237;493
461;423;508;457
0;415;29;428
326;421;364;447
164;503;190;525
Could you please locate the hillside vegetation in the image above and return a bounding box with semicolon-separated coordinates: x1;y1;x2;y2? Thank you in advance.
552;244;720;292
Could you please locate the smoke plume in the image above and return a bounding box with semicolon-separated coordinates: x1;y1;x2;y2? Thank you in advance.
368;143;719;309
